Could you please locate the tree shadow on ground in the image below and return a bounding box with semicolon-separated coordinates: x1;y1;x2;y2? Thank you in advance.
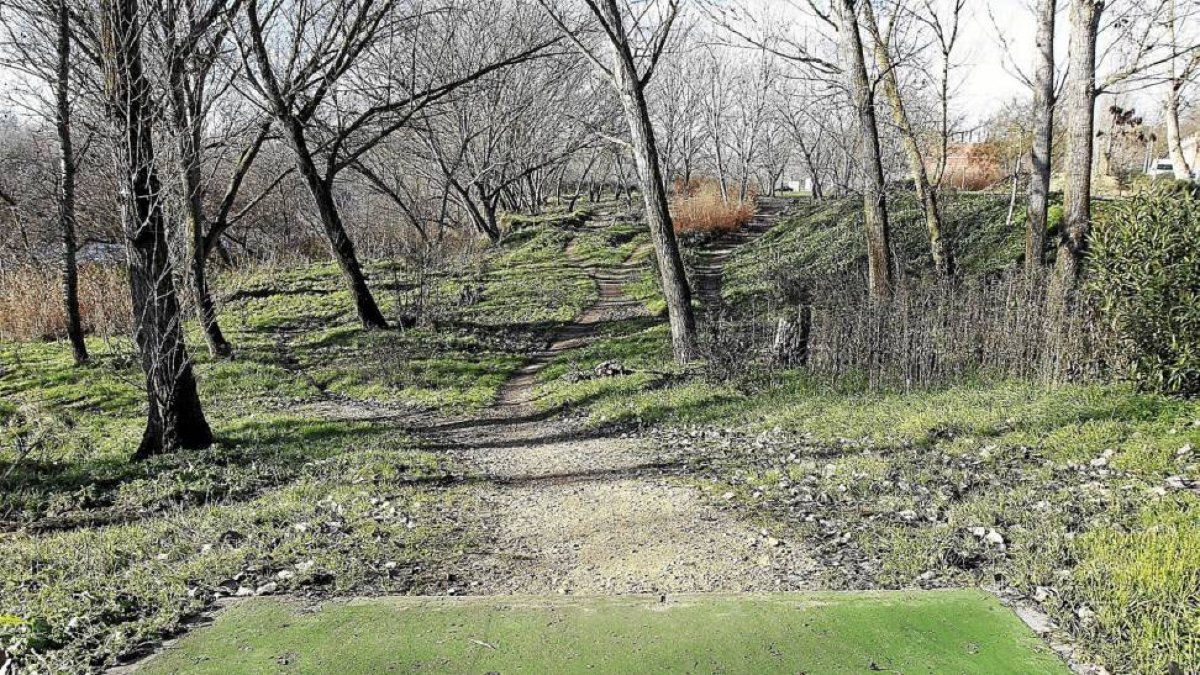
0;415;407;533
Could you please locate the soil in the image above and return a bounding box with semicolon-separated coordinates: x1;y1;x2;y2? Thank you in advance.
421;212;815;596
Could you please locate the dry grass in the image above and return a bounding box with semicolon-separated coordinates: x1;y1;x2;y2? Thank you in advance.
670;179;756;235
0;264;131;342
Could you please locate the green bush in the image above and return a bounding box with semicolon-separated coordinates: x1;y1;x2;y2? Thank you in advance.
1088;188;1200;395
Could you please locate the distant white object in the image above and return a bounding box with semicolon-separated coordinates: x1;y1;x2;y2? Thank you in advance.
778;178;813;194
1145;158;1175;178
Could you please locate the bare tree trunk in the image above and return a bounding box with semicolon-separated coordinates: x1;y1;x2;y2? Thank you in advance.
605;6;696;362
837;0;893;300
100;0;212;460
1166;85;1193;180
54;0;87;365
282;118;389;328
164;51;232;358
243;3;387;329
1057;0;1102;286
1027;0;1056;273
862;2;951;278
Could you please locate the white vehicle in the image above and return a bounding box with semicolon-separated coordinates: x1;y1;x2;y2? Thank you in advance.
1145;158;1175;178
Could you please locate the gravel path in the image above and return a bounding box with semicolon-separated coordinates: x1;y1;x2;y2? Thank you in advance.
424;220;815;596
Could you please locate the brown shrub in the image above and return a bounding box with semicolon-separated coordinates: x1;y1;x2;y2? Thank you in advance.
670;179;756;234
0;264;132;342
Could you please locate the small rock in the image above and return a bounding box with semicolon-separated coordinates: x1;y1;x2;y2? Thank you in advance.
1076;605;1096;624
985;530;1006;550
276;570;295;581
235;586;255;597
255;582;278;596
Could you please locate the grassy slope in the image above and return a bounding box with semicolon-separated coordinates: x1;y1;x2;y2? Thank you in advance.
0;224;592;672
722;193;1028;307
529;194;1200;673
142;591;1067;674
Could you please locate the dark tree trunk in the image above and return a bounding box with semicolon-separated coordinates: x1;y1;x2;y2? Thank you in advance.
100;0;212;460
838;0;894;299
282;118;388;328
54;0;87;365
603;0;696;362
1057;0;1102;286
1027;0;1056;273
165;48;232;358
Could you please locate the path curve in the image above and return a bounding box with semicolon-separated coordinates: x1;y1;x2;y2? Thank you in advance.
428;212;815;596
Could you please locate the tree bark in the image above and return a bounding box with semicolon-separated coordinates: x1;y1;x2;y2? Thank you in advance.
281;117;389;328
603;0;696;362
861;2;952;278
54;0;87;365
1166;0;1195;181
100;0;212;460
837;0;893;300
1027;0;1056;273
164;46;232;358
1057;0;1102;286
1166;85;1193;180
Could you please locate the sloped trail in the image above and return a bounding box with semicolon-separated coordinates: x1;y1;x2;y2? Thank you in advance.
418;213;816;596
691;197;793;310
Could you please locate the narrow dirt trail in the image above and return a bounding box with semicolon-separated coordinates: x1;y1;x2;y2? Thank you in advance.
425;214;814;596
692;197;792;309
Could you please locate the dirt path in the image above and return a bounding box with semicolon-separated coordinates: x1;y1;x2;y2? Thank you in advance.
425;218;814;596
692;197;792;309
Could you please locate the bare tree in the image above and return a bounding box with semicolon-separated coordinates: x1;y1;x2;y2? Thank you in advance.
236;0;554;329
836;0;893;299
861;0;952;278
536;0;697;362
149;0;268;358
1056;0;1103;285
0;0;89;363
1027;0;1056;272
1164;0;1199;179
99;0;213;459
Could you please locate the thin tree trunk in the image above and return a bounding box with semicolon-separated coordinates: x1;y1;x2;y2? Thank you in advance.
1027;0;1056;273
1166;85;1193;180
1057;0;1102;286
54;0;86;365
837;0;893;300
604;1;696;362
282;118;388;328
165;54;232;358
100;0;212;460
862;2;952;278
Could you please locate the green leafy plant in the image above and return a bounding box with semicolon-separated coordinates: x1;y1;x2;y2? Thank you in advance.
1088;187;1200;395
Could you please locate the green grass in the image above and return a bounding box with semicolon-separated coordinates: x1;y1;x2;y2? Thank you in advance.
138;590;1068;674
0;220;609;671
721;193;1033;307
